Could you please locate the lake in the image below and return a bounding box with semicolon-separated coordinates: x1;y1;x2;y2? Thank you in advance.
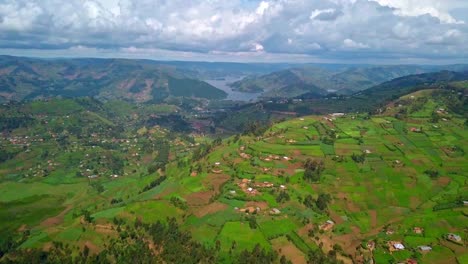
205;78;262;102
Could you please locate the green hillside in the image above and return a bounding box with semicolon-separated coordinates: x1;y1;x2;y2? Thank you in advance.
229;64;468;97
0;56;227;103
0;86;466;263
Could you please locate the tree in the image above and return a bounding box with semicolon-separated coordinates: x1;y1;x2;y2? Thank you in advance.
248;216;257;229
304;195;315;208
316;194;331;211
303;159;324;182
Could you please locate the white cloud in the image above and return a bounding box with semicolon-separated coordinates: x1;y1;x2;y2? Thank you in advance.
252;43;264;52
370;0;465;24
0;0;466;62
343;38;369;49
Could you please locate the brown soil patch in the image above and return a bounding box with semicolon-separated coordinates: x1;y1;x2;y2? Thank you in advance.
369;210;377;229
346;200;360;213
40;205;72;227
292;150;301;156
273;161;302;176
271;238;307;264
297;223;314;237
94;224;118;236
410;196;420;209
118;78;136;92
329;210;345;225
437;176;451;186
42;242;54;251
204;174;230;192
192;202;228;217
186;191;215;206
17;224;28;233
82;241;101;255
411;159;424;166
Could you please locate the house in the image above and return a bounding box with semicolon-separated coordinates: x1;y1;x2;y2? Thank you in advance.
229;190;236;195
366;240;376;251
283;156;290;161
214;162;221;166
364;149;372;154
418;246;432;252
240;153;251;159
269;208;281;215
319;220;335;231
410;127;421;133
386;229;395;235
331;113;345;117
239;207;257;214
394;243;405;250
463;201;468;206
241;178;251;184
447;233;462;242
413;227;424;234
388;241;405;251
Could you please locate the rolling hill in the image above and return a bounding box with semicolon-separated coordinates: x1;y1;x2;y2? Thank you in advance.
229;64;468;97
0;56;227;103
0;83;466;263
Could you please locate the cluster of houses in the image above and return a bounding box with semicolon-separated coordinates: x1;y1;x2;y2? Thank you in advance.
236;178;286;197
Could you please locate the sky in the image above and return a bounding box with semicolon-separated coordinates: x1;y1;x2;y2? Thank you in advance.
0;0;467;64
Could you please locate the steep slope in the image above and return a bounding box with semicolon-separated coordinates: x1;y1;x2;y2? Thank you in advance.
0;56;227;102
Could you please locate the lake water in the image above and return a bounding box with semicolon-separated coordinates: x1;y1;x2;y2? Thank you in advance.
205;78;262;102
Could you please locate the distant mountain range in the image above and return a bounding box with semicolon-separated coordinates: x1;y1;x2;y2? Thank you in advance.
0;56;228;103
1;55;467;103
230;64;468;98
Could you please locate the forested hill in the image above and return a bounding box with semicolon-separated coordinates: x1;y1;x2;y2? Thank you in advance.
0;56;227;103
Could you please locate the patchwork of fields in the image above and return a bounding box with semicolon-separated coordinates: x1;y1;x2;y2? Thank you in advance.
0;90;466;263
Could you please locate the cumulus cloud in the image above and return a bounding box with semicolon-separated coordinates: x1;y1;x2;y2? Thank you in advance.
0;0;466;62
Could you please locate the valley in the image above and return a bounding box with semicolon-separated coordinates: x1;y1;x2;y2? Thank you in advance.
0;76;466;263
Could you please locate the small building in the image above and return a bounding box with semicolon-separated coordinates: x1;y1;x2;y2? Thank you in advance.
413;227;424;234
364;149;372;154
331;113;345;117
394;243;405;250
388;241;405;251
270;208;281;215
447;233;462;243
240;153;251;159
319;220;335;231
418;246;432;252
229;190;236;195
367;240;376;251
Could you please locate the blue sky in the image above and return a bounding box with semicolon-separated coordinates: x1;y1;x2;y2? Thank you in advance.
0;0;467;64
